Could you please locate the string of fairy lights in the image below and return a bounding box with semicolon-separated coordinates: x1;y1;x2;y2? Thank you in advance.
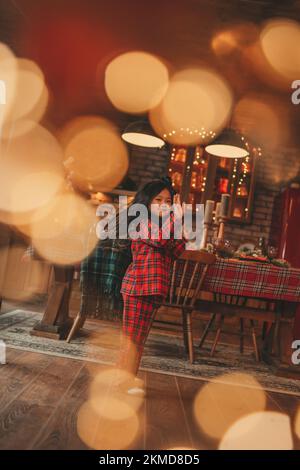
163;127;217;141
168;130;262;217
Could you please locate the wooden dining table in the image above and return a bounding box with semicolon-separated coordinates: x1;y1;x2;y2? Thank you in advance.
173;256;300;375
28;252;300;377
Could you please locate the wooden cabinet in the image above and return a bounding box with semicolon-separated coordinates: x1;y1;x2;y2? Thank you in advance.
168;144;258;223
0;230;53;304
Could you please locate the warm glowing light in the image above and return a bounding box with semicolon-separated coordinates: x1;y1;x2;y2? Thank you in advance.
205;128;249;159
233;93;289;150
0;44;17;121
212;23;259;56
31;193;98;265
90;191;113;206
77;400;140;449
89;392;139;422
212;30;238;56
0;122;64;218
205;144;248;158
0;58;48;137
219;411;293;450
121;119;165;148
89;368;144;420
260;19;300;82
149;67;232;145
122;131;164;148
2;85;50;139
244;19;300;91
58;115;112;148
63;118;128;192
13;172;64;216
0;42;16;63
104;51;169;114
193;373;266;440
1;179;74;235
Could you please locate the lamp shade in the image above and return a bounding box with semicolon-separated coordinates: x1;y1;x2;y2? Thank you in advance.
205;128;249;158
121;120;165;148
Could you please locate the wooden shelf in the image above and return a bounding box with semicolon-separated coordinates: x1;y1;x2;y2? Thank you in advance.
168;145;257;223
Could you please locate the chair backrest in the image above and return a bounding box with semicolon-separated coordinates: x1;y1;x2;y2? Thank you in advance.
168;250;216;307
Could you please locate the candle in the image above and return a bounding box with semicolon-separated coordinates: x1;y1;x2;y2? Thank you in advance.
220;194;230;217
204;200;214;224
215;202;221;221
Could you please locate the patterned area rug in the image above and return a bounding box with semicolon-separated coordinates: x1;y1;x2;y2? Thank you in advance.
1;309;300;396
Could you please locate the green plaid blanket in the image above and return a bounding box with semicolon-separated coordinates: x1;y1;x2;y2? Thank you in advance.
80;238;132;320
24;235;132;320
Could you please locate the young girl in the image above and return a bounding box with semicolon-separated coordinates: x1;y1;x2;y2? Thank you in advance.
116;177;187;396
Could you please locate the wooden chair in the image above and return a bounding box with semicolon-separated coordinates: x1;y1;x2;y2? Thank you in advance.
153;250;216;364
196;296;282;362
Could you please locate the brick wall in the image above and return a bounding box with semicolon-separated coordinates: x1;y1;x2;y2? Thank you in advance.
127;145;169;187
128;144;300;249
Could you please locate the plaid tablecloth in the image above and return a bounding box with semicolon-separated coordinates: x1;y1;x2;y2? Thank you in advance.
174;258;300;302
174;257;300;337
205;259;300;302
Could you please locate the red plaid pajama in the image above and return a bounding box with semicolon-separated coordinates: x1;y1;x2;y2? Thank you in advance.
117;215;186;375
116;293;163;375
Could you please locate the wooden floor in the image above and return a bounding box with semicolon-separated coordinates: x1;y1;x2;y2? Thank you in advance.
0;346;300;450
1;299;300;449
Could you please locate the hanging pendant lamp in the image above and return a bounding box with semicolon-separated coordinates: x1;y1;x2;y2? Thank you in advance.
205;128;249;158
121;120;165;148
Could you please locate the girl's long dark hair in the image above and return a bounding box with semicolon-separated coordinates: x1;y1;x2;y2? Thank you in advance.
112;176;175;241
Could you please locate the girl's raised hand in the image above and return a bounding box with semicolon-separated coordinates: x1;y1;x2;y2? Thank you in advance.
173;193;185;219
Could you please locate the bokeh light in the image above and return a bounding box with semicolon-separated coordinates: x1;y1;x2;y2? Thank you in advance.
0;178;76;237
0;53;17;125
31;192;98;265
193;373;266;440
219;411;293;450
7;59;45;120
104;51;169;114
77;399;140;449
244;18;300;91
232;93;285;150
89;368;144;420
0;122;65;219
90;192;113;206
58;115;112;148
1;85;49;140
63;117;128;192
149;67;232;145
212;30;238;57
0;58;48;138
212;22;258;56
0;42;16;64
260;19;300;83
